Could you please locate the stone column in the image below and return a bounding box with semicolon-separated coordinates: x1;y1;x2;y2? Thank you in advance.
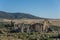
13;23;15;30
43;19;50;32
21;23;24;33
43;22;47;32
41;24;43;32
27;25;30;34
21;27;24;33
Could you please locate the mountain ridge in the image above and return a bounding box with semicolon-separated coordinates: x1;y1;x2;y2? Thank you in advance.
0;11;43;19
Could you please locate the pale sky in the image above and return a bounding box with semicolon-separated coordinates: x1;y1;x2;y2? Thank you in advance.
0;0;60;19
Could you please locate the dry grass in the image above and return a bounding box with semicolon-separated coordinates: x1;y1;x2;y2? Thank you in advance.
1;19;60;26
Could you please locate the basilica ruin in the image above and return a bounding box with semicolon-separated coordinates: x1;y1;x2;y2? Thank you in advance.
4;19;52;33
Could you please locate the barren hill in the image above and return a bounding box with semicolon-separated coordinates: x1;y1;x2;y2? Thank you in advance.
0;11;43;19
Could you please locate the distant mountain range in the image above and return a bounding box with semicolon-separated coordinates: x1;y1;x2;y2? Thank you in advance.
0;11;43;19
